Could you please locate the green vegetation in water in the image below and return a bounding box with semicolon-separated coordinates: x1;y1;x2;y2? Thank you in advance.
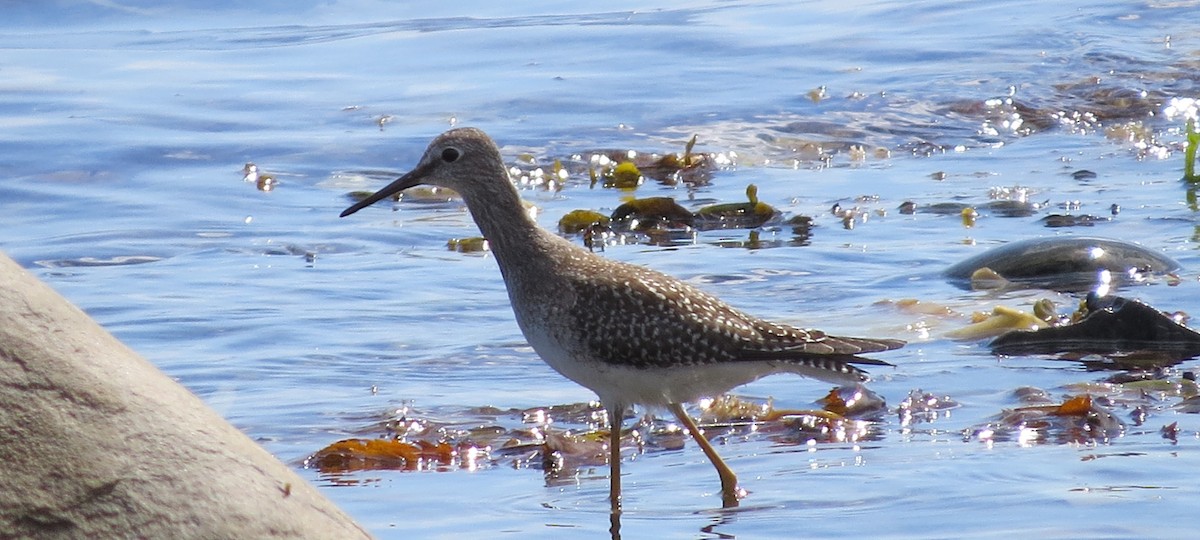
583;134;722;188
558;209;610;234
1117;377;1200;399
695;184;778;228
447;237;489;253
1185;118;1199;183
944;304;1049;341
346;190;377;203
610;196;695;231
1040;213;1111;227
960;207;979;228
405;186;460;203
605;161;644;189
348;186;459;204
967;267;1009;290
536;159;569;189
242;162;278;192
637;135;699;171
787;215;813;245
552;159;566;185
1032;298;1060;324
683;133;697;166
639;134;715;184
806;86;827;103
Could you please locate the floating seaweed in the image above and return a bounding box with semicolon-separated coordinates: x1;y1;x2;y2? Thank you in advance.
557;209;610;234
307;438;458;473
345;185;459;205
585;134;724;187
1184;118;1198;182
610;196;695;231
945;304;1050;341
604;161;644;189
636;134;720;185
1040;214;1112;227
989;293;1200;366
447;237;489;253
965;393;1125;445
694;184;780;229
896;389;959;426
241;162;278;192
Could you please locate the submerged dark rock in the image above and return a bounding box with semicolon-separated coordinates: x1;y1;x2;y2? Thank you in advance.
944;236;1180;292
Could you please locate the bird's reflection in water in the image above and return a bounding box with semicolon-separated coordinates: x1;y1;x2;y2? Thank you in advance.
607;502;741;540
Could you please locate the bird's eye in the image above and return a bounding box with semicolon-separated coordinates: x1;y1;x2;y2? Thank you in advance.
441;147;461;163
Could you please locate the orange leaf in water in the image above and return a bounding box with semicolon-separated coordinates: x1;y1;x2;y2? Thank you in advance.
310;438;420;473
1053;395;1093;417
415;440;456;464
819;387;849;416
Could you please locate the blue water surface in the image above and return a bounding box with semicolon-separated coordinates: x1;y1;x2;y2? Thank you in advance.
3;1;1200;538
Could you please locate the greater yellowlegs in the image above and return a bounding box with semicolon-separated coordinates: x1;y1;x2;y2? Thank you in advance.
340;127;903;511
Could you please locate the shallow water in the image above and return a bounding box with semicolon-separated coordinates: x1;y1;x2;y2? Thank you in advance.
4;1;1200;538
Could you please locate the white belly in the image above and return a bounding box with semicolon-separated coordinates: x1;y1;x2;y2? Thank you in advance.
521;322;780;407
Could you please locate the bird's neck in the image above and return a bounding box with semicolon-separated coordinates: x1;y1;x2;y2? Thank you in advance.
461;183;550;276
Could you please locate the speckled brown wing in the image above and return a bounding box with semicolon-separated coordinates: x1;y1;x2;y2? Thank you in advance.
561;262;901;374
743;320;903;365
561;264;765;370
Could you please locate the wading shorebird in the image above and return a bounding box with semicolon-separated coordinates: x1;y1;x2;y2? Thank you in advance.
340;127;903;515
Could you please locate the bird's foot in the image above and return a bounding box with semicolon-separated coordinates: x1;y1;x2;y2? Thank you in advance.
720;484;747;508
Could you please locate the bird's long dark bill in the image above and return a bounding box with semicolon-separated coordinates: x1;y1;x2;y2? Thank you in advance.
339;161;434;217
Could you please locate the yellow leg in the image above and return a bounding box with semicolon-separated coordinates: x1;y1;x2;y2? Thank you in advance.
669;402;741;508
609;416;622;512
607;404;624;539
